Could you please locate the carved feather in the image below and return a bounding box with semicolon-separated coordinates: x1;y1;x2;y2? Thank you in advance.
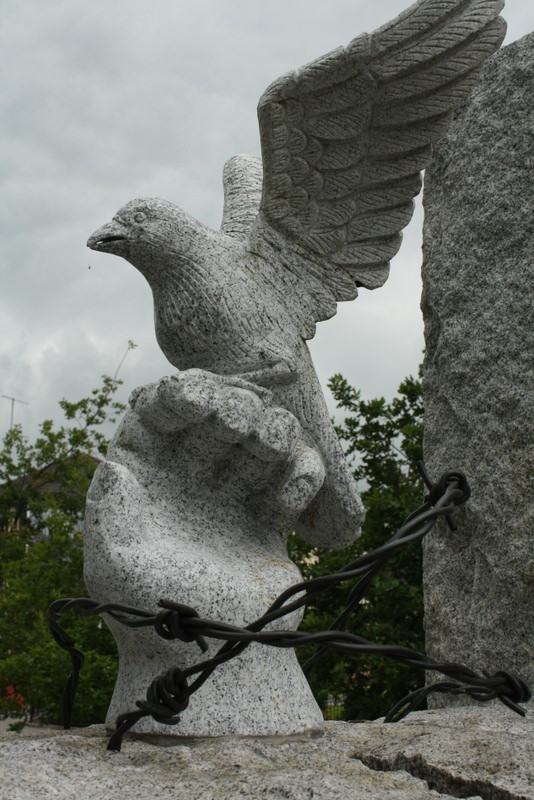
238;0;506;338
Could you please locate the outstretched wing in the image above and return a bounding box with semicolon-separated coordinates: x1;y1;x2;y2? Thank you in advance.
250;0;505;333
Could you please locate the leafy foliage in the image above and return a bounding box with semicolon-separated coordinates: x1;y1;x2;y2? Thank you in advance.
0;376;124;725
289;370;424;720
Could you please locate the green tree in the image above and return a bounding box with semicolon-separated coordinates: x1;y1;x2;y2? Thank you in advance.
289;370;424;720
0;375;125;726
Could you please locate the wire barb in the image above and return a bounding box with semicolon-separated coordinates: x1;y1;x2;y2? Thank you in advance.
154;600;209;652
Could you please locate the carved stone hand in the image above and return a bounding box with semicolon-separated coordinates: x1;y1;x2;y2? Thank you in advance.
84;369;326;737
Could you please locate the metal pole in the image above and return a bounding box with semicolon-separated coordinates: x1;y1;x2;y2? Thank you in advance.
1;395;29;428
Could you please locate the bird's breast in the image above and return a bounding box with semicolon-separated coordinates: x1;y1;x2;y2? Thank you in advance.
153;249;299;377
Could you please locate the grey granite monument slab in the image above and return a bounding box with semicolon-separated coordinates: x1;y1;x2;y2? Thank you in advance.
2;709;533;799
422;33;534;702
85;0;506;739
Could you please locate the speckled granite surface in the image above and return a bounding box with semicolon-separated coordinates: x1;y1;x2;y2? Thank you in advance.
1;708;531;799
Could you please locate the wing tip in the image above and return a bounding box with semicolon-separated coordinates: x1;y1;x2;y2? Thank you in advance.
220;155;263;239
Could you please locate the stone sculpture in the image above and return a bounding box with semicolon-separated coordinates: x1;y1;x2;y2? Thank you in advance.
422;32;534;703
85;0;506;739
84;372;330;737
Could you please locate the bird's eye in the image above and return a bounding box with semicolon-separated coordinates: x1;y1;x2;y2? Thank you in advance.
134;212;146;223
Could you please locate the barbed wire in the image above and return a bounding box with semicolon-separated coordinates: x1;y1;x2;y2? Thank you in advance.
47;468;531;752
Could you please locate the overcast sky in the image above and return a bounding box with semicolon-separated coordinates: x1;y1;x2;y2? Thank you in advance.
1;0;532;441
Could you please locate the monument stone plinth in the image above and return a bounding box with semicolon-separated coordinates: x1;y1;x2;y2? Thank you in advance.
422;33;534;701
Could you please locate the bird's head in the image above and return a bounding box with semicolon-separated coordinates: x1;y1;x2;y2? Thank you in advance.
87;198;204;279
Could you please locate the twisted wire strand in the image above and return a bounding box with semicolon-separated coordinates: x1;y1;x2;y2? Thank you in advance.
46;469;531;752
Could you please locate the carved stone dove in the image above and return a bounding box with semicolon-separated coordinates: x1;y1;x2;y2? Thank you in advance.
88;0;505;545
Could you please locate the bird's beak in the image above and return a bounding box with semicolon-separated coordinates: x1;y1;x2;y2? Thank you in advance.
87;220;129;254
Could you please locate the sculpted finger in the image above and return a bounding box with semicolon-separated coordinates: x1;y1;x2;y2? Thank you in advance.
128;370;225;432
166;370;221;423
210;386;264;442
244;406;300;462
276;443;326;513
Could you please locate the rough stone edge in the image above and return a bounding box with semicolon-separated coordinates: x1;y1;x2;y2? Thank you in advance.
1;708;531;800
